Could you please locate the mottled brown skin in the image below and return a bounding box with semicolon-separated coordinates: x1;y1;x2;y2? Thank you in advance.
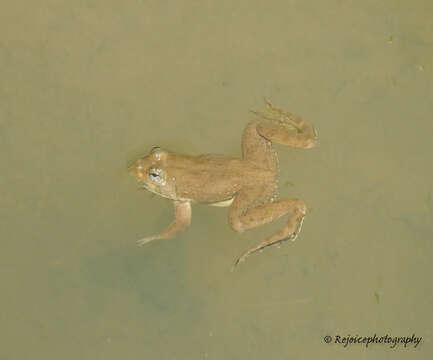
129;99;317;265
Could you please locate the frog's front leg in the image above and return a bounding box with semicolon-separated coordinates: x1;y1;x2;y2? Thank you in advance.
137;200;191;246
229;187;307;265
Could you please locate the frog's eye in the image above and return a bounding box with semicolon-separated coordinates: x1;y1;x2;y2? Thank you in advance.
150;146;166;161
148;167;166;185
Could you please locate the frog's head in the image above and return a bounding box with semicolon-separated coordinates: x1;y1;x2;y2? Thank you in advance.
129;147;176;199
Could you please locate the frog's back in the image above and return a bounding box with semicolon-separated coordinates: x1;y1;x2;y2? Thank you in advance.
167;153;271;203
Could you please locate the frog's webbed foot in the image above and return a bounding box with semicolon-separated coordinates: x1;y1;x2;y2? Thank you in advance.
137;236;159;246
136;201;192;247
251;98;317;149
251;98;298;127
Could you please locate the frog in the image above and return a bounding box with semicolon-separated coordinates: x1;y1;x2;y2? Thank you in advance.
129;99;317;265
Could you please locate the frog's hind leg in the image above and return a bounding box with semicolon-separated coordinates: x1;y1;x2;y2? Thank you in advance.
252;99;317;149
241;119;278;172
233;200;306;266
228;185;307;266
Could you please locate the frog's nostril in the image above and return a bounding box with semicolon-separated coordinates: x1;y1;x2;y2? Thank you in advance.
128;165;138;176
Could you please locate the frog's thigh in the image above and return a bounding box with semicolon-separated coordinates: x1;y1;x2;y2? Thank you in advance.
230;194;306;233
229;185;283;233
242;120;278;172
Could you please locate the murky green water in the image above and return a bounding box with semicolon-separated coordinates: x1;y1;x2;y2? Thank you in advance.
1;1;432;359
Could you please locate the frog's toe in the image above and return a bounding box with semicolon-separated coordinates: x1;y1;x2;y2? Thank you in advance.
137;236;156;246
136;239;146;246
233;254;247;268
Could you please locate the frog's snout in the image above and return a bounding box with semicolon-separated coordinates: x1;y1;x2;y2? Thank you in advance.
129;161;147;181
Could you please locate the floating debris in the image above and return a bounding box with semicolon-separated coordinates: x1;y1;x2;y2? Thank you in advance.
374;291;380;304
